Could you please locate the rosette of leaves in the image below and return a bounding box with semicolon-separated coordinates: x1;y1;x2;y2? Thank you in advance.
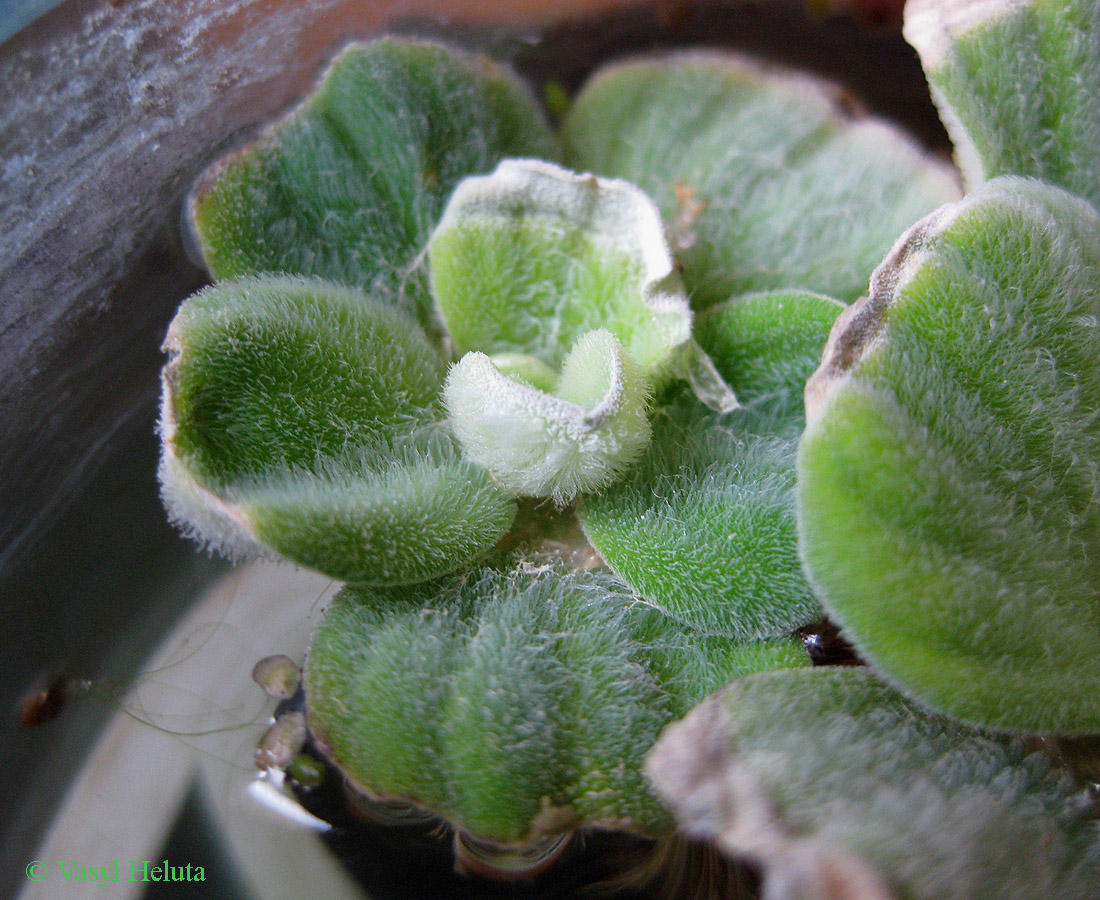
158;32;967;864
160;32;957;606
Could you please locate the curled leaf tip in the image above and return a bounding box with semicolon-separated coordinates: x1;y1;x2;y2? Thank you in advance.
445;330;653;505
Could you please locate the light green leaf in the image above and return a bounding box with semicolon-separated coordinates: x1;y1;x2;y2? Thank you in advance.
305;561;808;845
905;0;1100;207
159;274;515;584
429;158;692;379
562;52;960;307
443;329;653;504
582;397;816;640
581;292;841;639
648;668;1100;900
798;177;1100;733
234;444;517;586
162;275;446;482
189;38;557;328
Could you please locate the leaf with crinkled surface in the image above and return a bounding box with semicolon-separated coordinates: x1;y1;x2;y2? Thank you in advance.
159;274;515;584
581;291;841;639
189;38;557;329
562;52;959;308
798;177;1100;733
163;275;446;481
905;0;1100;208
305;561;809;846
430;158;692;379
647;667;1100;900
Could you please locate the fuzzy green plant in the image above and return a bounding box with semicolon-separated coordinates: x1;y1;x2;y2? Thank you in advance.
158;4;1100;894
306;561;807;846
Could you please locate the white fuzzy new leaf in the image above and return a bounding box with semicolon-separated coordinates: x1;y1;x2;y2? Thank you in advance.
444;329;653;504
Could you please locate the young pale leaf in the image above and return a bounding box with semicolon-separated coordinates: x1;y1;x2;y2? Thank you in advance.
647;668;1100;900
189;38;557;328
562;52;960;307
906;0;1100;208
444;329;653;504
798;177;1100;733
159;274;515;584
305;562;808;845
581;292;841;640
429;158;692;379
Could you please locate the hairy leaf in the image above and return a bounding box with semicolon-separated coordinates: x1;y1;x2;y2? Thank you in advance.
798;177;1100;733
163;275;445;482
695;290;846;423
159;275;514;583
433;160;691;503
305;562;808;844
430;159;692;378
563;52;959;307
581;292;840;639
189;38;557;328
648;668;1100;900
906;0;1100;208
